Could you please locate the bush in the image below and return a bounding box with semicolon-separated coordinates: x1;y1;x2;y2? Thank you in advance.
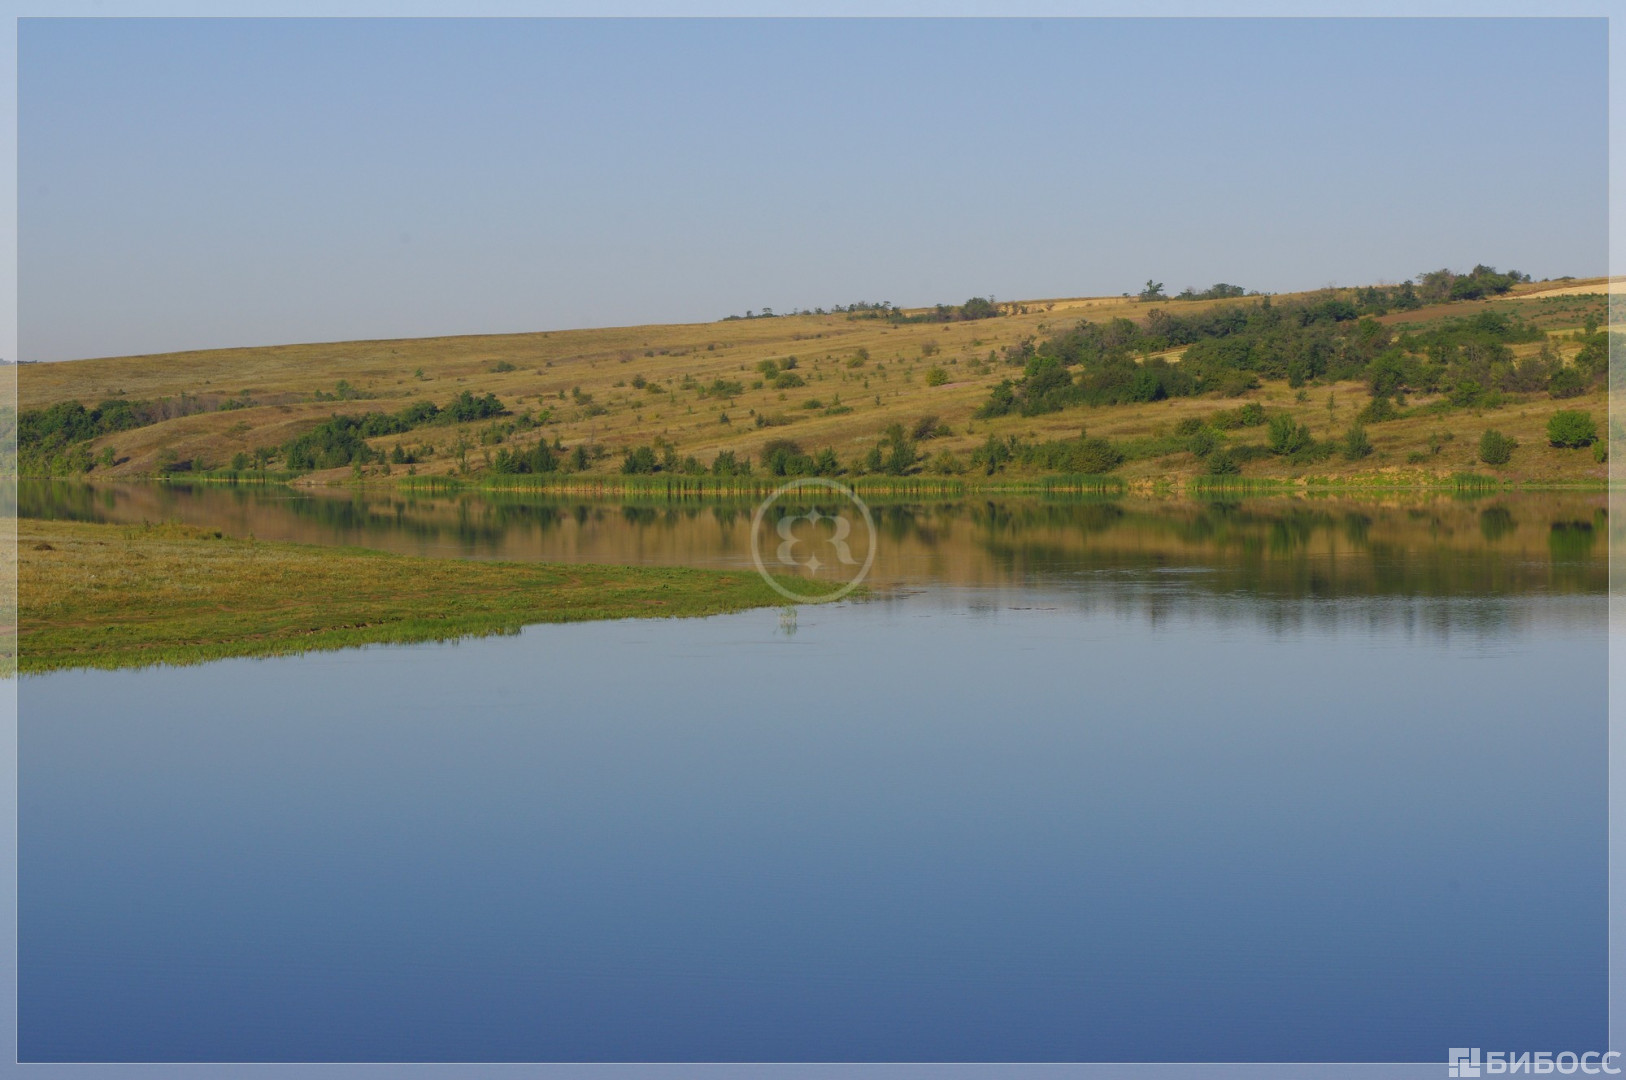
1547;410;1597;448
1356;396;1399;424
761;438;814;476
1267;413;1313;455
1478;429;1517;465
1593;440;1608;464
711;450;750;477
491;441;559;474
1187;427;1218;458
1211;402;1266;430
911;415;949;441
699;378;745;398
621;445;658;474
1340;423;1373;461
1205;449;1241;475
1547;367;1587;399
925;366;948;387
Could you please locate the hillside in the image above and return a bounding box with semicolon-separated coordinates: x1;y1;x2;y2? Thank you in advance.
18;274;1618;486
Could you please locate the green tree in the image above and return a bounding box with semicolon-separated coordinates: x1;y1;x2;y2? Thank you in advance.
1546;410;1597;448
1478;429;1517;465
621;445;658;474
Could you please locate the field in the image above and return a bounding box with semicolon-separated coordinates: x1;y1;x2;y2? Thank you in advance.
17;276;1618;487
17;518;803;673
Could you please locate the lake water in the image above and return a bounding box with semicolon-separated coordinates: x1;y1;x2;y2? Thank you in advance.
17;482;1609;1062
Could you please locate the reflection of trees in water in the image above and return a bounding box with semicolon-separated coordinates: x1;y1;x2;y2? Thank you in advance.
19;481;1608;603
914;584;1593;642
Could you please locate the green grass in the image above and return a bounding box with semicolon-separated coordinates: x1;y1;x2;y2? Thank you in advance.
20;518;823;674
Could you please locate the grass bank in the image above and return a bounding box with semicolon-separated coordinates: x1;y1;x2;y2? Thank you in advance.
20;518;810;674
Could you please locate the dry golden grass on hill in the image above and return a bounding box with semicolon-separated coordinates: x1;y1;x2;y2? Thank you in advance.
18;281;1618;485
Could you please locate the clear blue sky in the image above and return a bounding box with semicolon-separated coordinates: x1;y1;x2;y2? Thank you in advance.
19;17;1607;361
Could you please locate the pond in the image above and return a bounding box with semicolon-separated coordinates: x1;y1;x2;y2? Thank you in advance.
17;482;1609;1062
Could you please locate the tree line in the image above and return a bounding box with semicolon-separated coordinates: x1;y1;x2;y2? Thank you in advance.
975;266;1588;423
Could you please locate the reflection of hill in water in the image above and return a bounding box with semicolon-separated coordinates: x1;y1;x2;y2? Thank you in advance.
22;481;1607;611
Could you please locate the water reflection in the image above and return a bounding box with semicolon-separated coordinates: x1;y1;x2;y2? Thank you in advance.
21;480;1606;610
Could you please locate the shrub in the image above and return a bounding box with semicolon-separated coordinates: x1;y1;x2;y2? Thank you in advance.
492;441;559;474
1478;429;1517;465
1356;396;1399;424
1547;410;1597;448
1187;427;1219;458
1593;440;1608;464
699;378;745;398
771;371;805;389
925;366;948;387
1205;449;1241;475
1340;423;1373;461
761;438;813;476
970;434;1014;475
1212;402;1266;430
1547;367;1587;399
621;445;658;474
711;450;750;477
911;415;949;441
1267;413;1313;455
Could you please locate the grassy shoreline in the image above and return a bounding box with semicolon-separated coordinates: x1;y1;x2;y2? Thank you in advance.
19;519;808;675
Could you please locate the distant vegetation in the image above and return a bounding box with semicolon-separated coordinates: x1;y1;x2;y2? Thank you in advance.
974;266;1592;427
279;392;511;472
725;296;1004;324
18;397;181;474
20;388;514;476
18;262;1608;486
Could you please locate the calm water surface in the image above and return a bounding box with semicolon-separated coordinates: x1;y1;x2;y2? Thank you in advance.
18;483;1608;1061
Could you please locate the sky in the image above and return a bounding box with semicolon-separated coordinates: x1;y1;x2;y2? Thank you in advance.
17;16;1609;362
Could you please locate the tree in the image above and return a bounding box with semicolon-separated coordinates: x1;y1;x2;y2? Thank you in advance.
1139;280;1166;301
621;445;658;474
1478;429;1517;465
1547;410;1597;448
